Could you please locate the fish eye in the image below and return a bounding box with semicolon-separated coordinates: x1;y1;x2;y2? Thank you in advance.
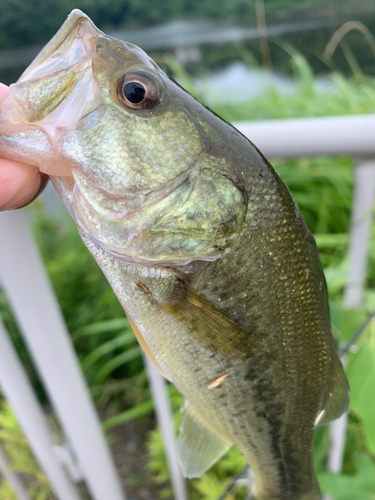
117;72;159;110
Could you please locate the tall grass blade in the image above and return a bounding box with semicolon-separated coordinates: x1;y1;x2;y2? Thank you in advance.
94;346;143;385
81;332;136;372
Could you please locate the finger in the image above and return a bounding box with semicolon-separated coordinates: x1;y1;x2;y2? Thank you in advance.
0;159;46;211
0;83;8;100
0;84;49;210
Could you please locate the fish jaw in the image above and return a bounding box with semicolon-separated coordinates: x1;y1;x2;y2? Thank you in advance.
0;10;101;176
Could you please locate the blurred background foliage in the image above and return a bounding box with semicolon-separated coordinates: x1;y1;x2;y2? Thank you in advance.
0;0;360;48
0;0;375;499
0;403;52;500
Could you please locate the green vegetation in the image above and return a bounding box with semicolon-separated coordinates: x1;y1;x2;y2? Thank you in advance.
0;402;51;500
2;0;375;85
0;0;363;48
0;46;375;499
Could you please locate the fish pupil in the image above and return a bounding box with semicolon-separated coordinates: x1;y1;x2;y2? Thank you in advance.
124;82;146;104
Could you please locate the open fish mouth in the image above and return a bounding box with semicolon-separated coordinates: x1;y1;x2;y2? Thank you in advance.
0;10;101;176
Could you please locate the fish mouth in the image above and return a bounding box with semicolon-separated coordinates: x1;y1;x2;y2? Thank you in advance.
0;10;101;176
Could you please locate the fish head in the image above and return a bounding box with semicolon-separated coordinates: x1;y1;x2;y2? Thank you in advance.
0;10;247;266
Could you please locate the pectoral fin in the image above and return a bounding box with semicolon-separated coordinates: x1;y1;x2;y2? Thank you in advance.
177;401;231;478
160;284;259;358
315;352;349;426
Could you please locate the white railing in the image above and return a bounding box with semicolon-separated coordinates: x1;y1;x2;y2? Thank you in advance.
0;114;374;500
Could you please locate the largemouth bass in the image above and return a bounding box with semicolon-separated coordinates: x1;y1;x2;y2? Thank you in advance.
0;10;349;500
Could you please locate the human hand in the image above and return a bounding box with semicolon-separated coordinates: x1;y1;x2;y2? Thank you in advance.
0;83;48;210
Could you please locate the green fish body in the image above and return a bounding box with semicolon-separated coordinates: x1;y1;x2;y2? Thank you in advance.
0;11;349;500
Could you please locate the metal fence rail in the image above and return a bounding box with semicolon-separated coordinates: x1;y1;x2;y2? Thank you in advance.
0;213;126;500
0;113;374;500
0;315;82;500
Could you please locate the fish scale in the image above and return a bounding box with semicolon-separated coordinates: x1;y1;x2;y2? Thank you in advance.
0;10;349;500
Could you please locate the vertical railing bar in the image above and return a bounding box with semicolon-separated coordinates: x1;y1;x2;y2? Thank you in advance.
328;157;375;476
144;357;189;500
327;409;349;474
0;210;126;500
0;443;32;500
0;316;81;500
343;157;375;308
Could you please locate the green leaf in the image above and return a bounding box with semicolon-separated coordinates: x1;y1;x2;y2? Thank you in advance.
356;374;375;455
333;308;373;344
73;318;130;340
192;473;234;500
314;233;348;248
347;338;375;454
322;260;348;297
318;455;375;500
347;347;375;407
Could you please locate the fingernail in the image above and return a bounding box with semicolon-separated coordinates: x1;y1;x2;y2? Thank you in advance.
0;173;49;211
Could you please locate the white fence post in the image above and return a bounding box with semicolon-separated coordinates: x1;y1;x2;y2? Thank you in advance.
328;157;375;476
0;210;126;500
343;158;375;308
144;357;189;500
0;317;81;500
0;443;32;500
